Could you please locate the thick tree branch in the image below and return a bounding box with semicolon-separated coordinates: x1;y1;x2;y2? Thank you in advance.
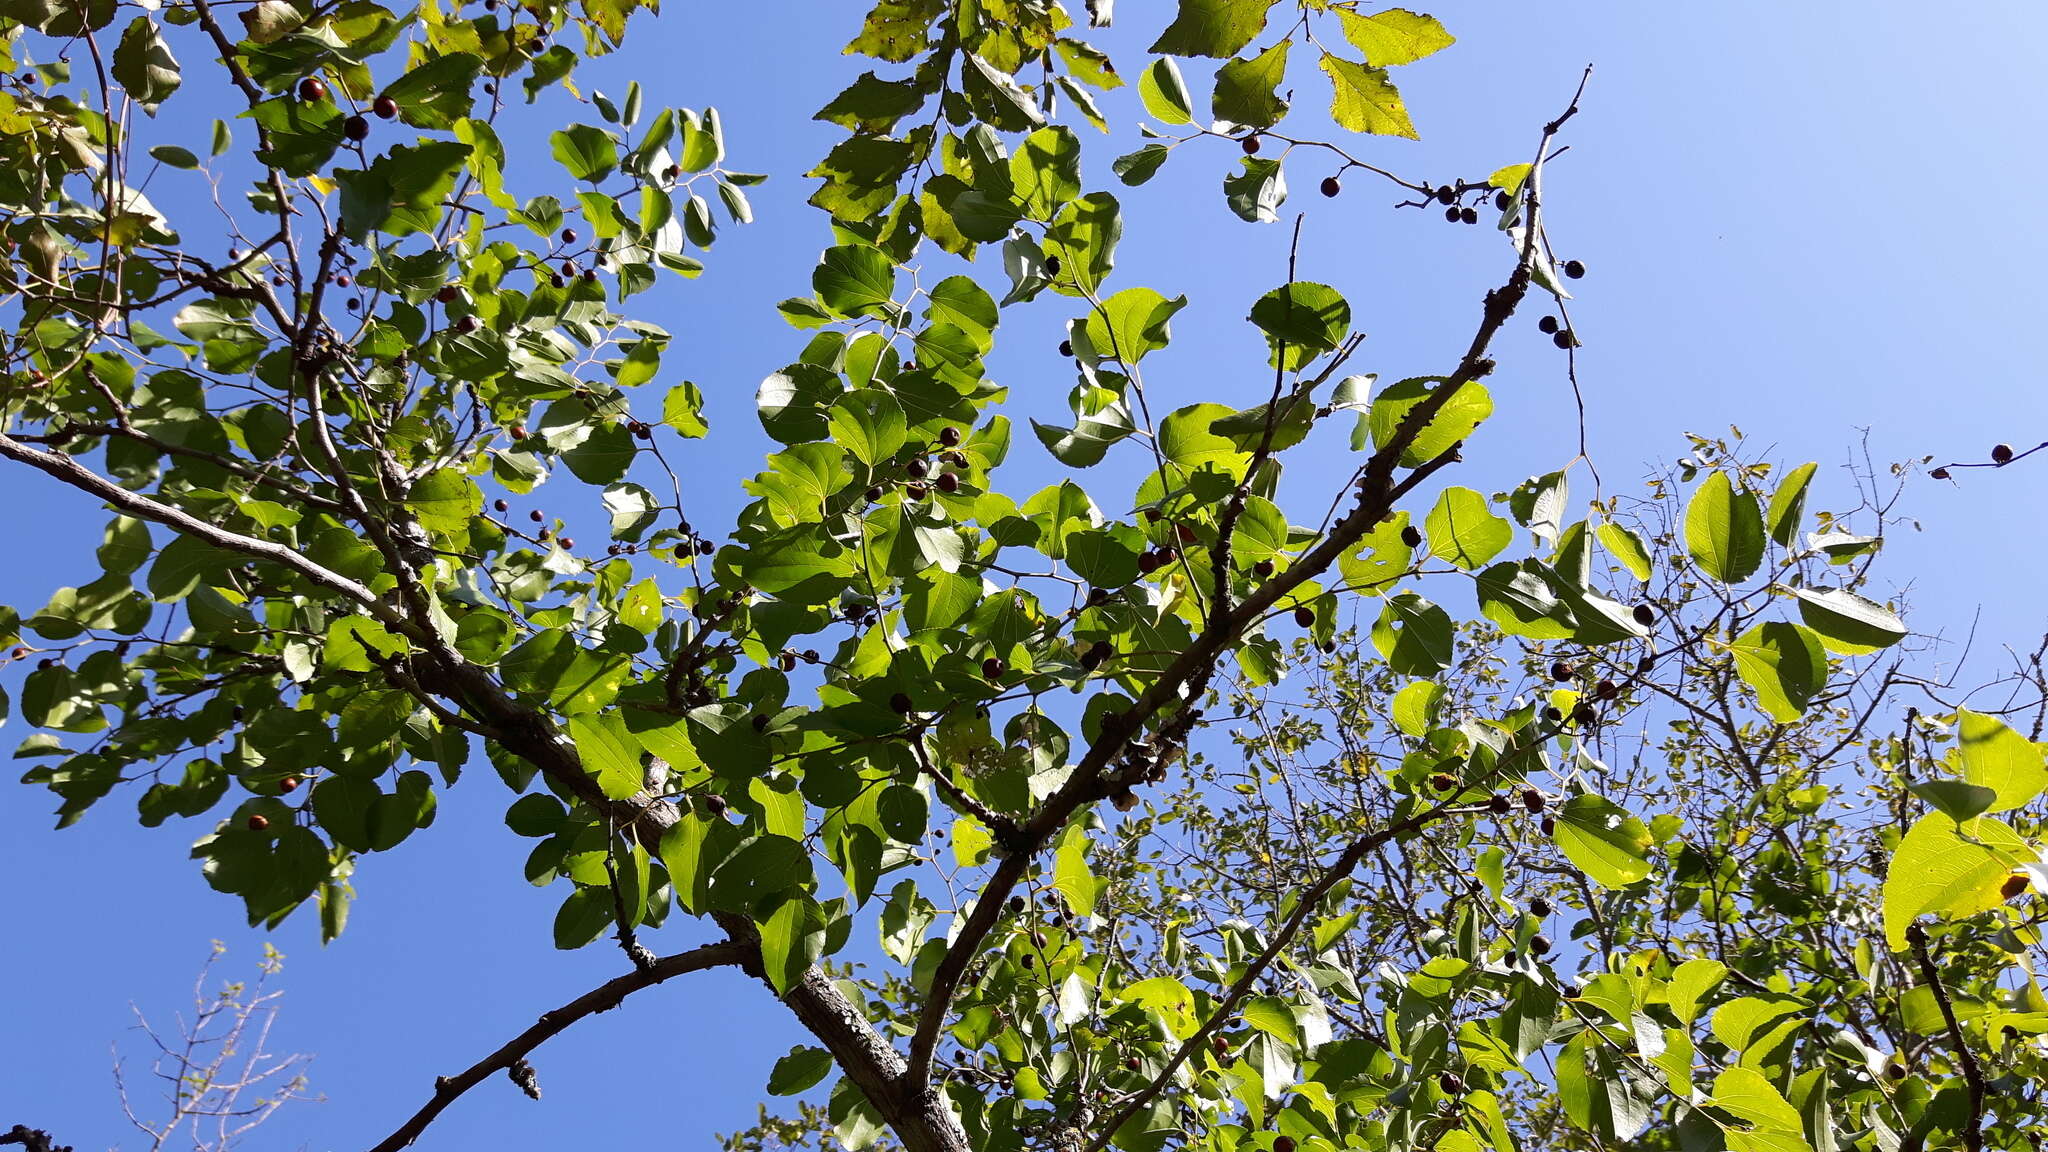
366;940;752;1152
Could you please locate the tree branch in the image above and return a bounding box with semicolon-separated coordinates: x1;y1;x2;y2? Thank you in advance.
0;433;394;623
365;940;753;1152
1905;923;1985;1152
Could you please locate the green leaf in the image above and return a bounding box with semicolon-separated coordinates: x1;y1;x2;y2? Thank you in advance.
1113;143;1172;186
1247;282;1348;368
1370;591;1452;676
1728;621;1826;723
569;712;644;801
1424;487;1511;570
407;468;481;535
1319;53;1418;139
1390;680;1443;737
1552;794;1654;888
1010;126;1082;221
814;245;897;319
828;389;908;468
1212;40;1291;129
1149;0;1284;58
1054;822;1100;918
1952;708;2048;813
1666;958;1727;1025
1334;8;1455;67
1765;461;1817;549
1081;287;1185;365
1909;780;1998;824
1882;812;2034;951
1139;58;1195;125
1709;1067;1814;1152
1596;521;1652;582
768;1046;835;1096
376;52;481;130
113;16;180;109
1222;156;1287;223
551;124;618;182
1476;560;1574;640
1685;471;1765;583
1367;377;1491;467
1791;587;1907;654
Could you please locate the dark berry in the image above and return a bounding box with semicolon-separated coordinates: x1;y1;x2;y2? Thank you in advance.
509;424;527;440
1551;330;1574;350
1293;606;1314;627
982;657;1006;680
1319;176;1341;198
1992;443;2015;464
1137;551;1161;574
1543;706;1563;722
344;114;370;141
373;94;398;119
1435;186;1457;205
1486;793;1512;815
937;472;960;494
2002;872;2030;899
1043;255;1061;276
1522;788;1546;814
1400;525;1423;548
557;537;573;549
457;315;480;333
1594;679;1618;701
1438;1072;1465;1095
865;486;884;502
561;228;578;244
751;714;770;732
1562;260;1586;279
1444;206;1461;223
1252;559;1275;579
437;284;459;303
297;76;328;102
1083;640;1112;670
939;426;962;447
906;457;929;480
703;793;728;816
1549;660;1573;681
1529;895;1553;916
1241;135;1260;155
1636;654;1656;674
906;482;928;500
1929;467;1950;480
1460;207;1478;224
1540;815;1555;836
279;776;300;793
529;509;544;522
246;814;269;831
1572;703;1598;726
890;692;913;715
1430;772;1458;792
1632;604;1656;627
1059;339;1074;357
1494;191;1510;211
1274;1138;1296;1152
493;498;509;513
1529;934;1552;955
1537;315;1559;334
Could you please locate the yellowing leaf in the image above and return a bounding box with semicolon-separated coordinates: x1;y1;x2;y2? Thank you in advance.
1882;811;2036;951
1334;8;1454;67
1319;53;1418;139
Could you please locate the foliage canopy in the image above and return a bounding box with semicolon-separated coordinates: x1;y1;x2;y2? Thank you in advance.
1;0;2044;1150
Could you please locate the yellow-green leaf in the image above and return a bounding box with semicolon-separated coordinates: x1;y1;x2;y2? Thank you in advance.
1882;811;2036;951
1318;53;1418;139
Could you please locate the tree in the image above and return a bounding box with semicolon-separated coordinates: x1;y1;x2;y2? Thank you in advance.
0;0;2042;1150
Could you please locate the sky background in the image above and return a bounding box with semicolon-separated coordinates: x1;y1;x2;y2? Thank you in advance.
5;3;2048;1149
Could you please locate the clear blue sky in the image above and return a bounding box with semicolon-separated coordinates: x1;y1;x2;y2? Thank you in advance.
5;4;2046;1149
